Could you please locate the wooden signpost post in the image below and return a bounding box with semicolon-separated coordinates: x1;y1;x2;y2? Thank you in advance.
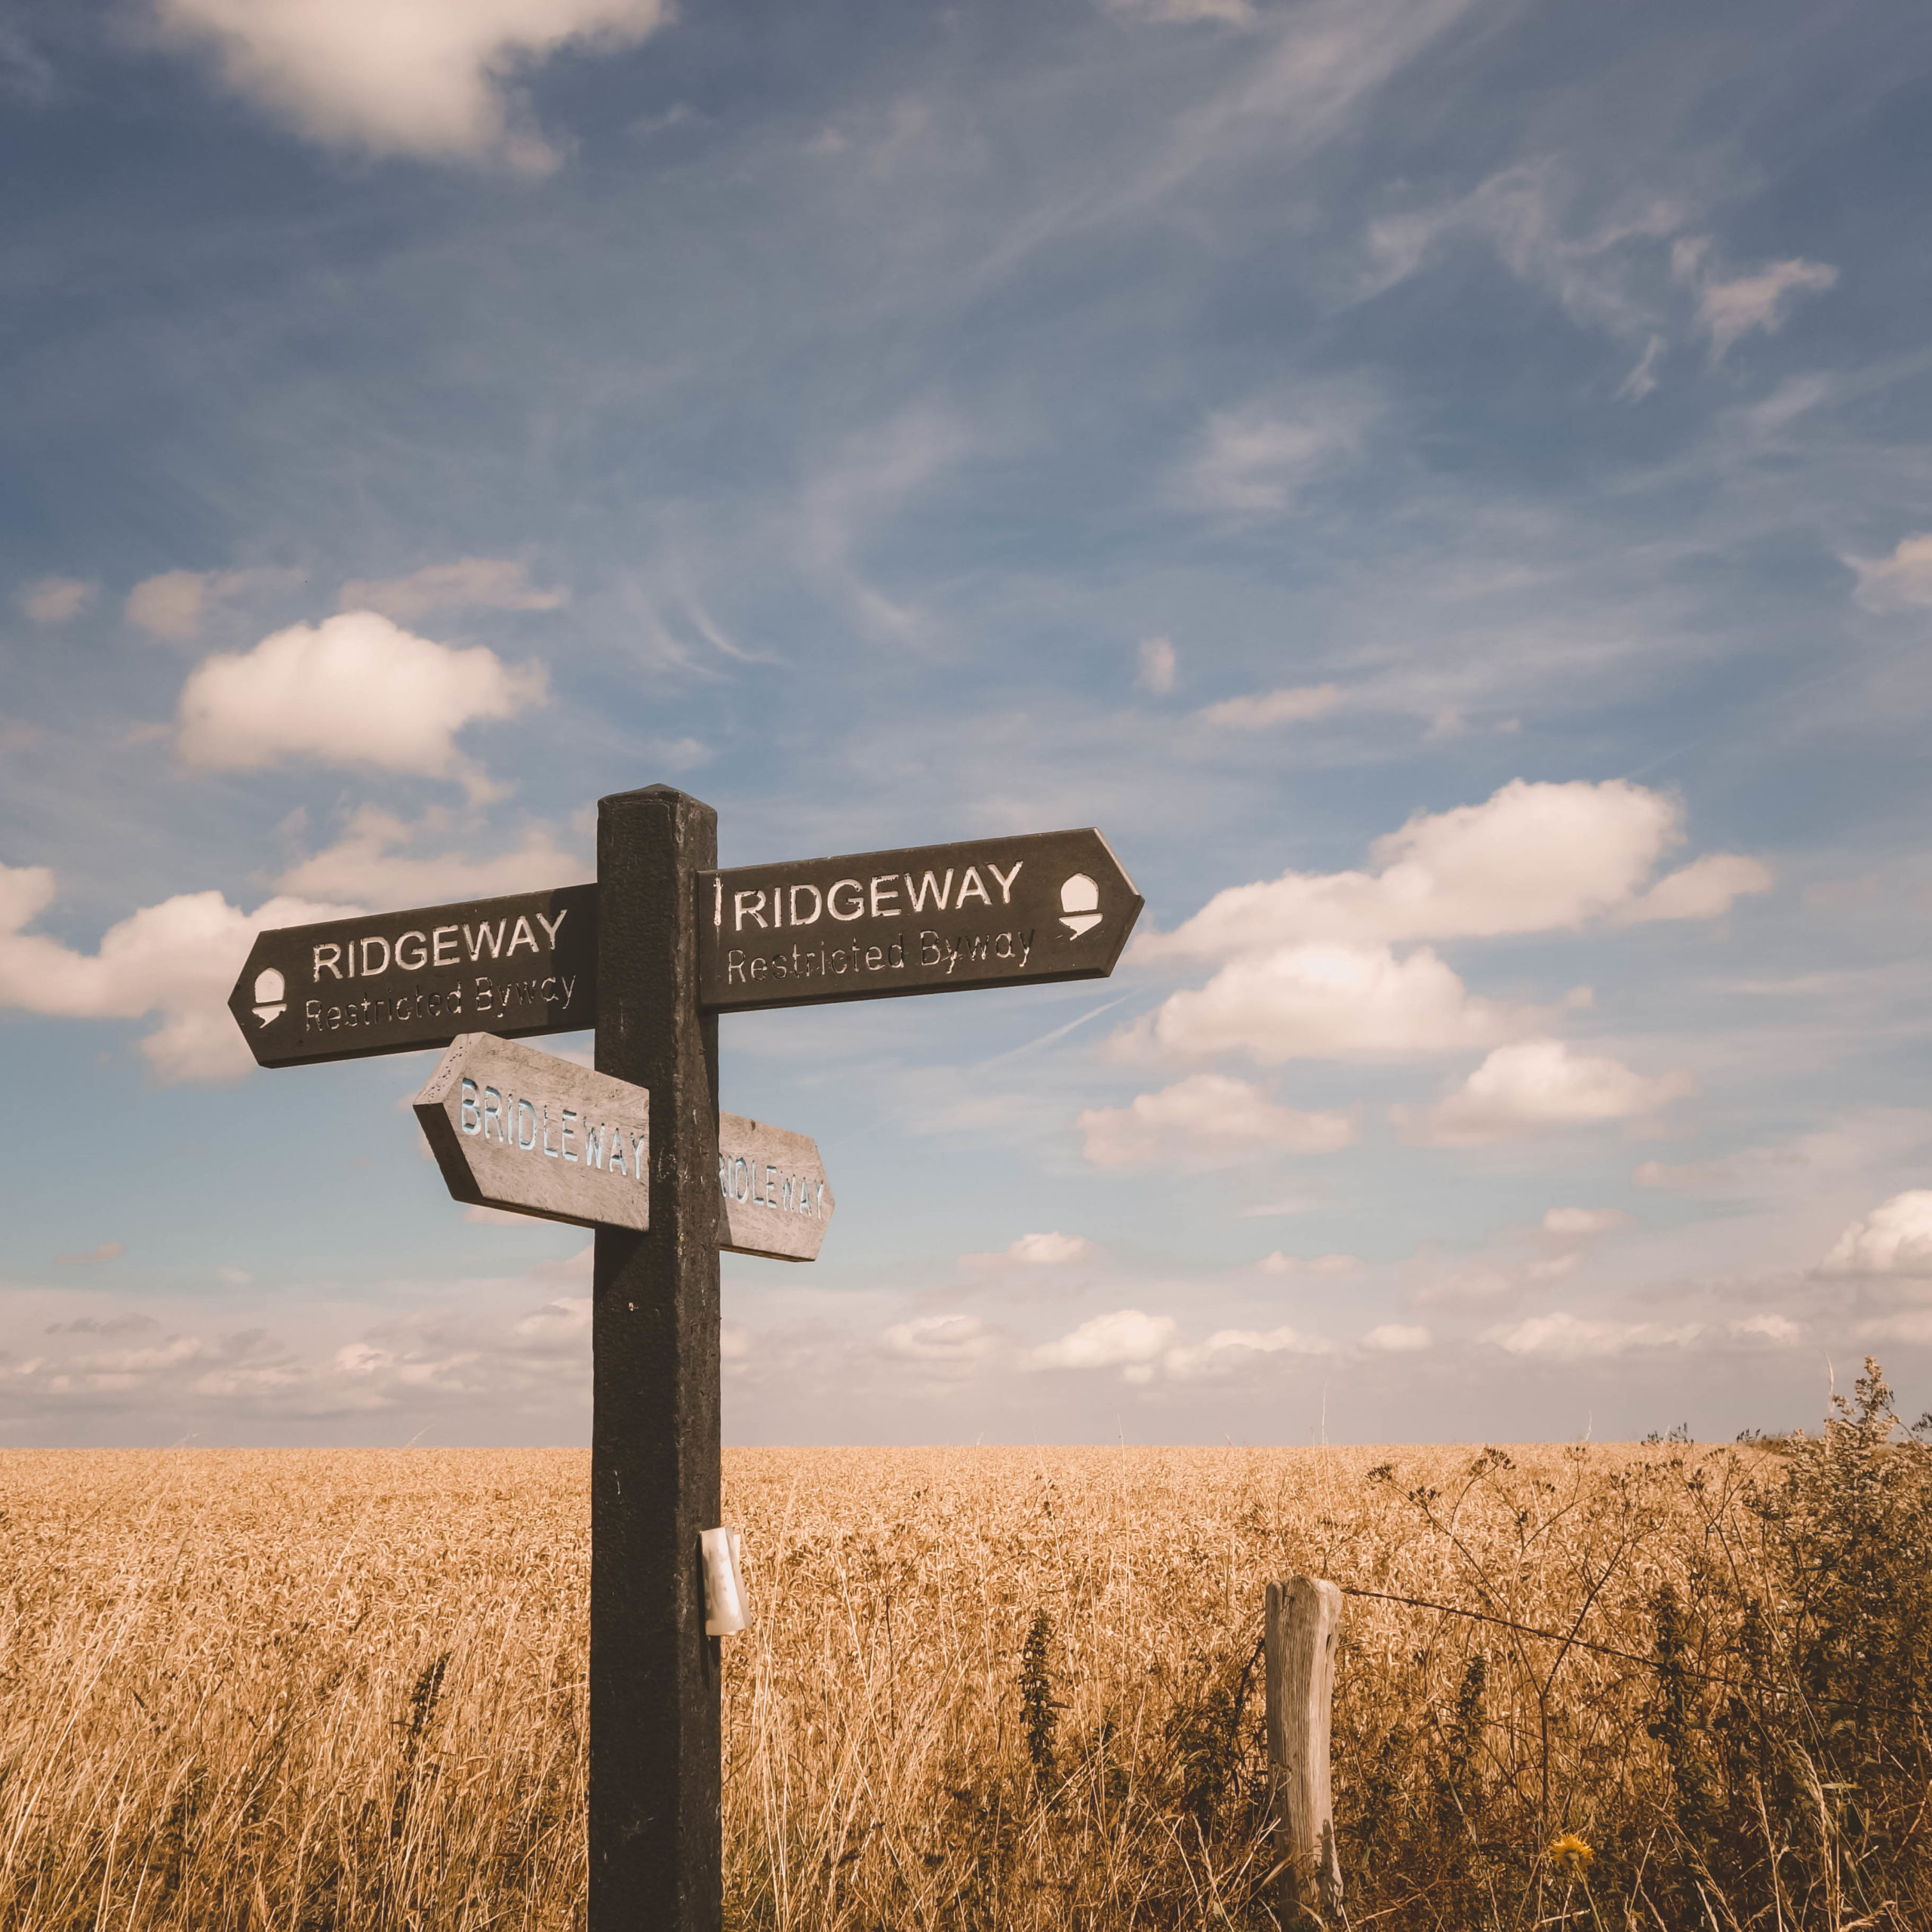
228;789;1140;1932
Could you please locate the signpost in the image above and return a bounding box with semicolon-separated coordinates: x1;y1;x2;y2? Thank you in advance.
414;1035;834;1260
697;827;1141;1011
717;1114;834;1262
229;882;596;1066
229;786;1140;1932
414;1034;651;1232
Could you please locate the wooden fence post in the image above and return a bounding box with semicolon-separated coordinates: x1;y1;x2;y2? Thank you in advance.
1266;1577;1344;1929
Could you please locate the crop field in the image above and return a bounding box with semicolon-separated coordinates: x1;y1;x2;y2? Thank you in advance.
3;1382;1928;1930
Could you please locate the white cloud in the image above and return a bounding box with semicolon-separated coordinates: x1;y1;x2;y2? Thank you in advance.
882;1314;1000;1368
1734;1314;1802;1346
1140;780;1767;959
1619;853;1774;923
337;558;568;622
125;568;300;642
152;0;672;171
964;1232;1096;1268
1077;1073;1356;1170
1543;1207;1629;1238
1617;334;1666;401
1196;684;1341;729
1258;1251;1360;1276
1820;1190;1932;1277
176;611;545;787
0;861;352;1082
1119;943;1544;1063
1363;165;1682;341
1137;636;1177;694
1633;1112;1932;1199
512;1296;591;1340
19;577;94;623
1486;1312;1702;1360
1397;1038;1697;1147
1691;255;1838;358
1363;1323;1431;1353
275;804;586;904
1178;398;1368;513
1025;1309;1177;1379
1103;0;1256;24
1844;534;1932;614
1163;1324;1331;1379
1856;1312;1932;1346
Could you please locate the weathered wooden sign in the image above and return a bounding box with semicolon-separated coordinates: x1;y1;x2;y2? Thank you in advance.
414;1036;836;1256
696;827;1142;1011
414;1033;650;1231
228;883;595;1067
718;1115;834;1261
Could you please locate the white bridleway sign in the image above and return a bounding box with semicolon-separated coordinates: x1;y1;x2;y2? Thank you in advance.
416;1034;651;1232
717;1115;835;1262
416;1033;836;1259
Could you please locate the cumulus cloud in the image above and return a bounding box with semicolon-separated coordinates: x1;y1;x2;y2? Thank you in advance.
1486;1312;1702;1359
1844;534;1932;614
1025;1309;1176;1381
337;558;568;622
1178;397;1369;513
1163;1324;1332;1379
1258;1251;1360;1275
964;1232;1096;1268
275;804;585;904
176;611;545;788
125;567;302;642
151;0;672;171
1363;1323;1431;1352
1196;684;1341;729
1734;1314;1803;1346
19;577;94;623
1820;1190;1932;1277
0;861;352;1082
1619;852;1774;923
1118;941;1546;1063
1139;780;1767;961
1077;1073;1355;1170
882;1314;1000;1370
1137;636;1177;694
1543;1207;1629;1238
1397;1039;1697;1147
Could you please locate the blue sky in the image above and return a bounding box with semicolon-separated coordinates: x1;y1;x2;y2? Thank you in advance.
5;0;1931;1447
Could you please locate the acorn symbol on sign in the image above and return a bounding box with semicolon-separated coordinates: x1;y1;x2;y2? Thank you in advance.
252;968;286;1028
1059;874;1102;938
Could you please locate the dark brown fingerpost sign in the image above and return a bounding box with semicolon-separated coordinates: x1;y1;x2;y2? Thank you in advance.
697;827;1141;1011
228;883;596;1066
227;789;1140;1932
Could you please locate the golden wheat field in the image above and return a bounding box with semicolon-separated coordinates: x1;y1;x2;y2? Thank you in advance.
0;1439;1845;1930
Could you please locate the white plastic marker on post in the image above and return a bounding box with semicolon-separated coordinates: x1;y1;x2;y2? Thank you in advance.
1266;1576;1344;1930
700;1529;747;1636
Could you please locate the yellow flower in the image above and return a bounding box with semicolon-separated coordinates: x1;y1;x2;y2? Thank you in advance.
1549;1832;1595;1877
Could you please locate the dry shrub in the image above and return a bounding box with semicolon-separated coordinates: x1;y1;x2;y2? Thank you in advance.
5;1371;1932;1930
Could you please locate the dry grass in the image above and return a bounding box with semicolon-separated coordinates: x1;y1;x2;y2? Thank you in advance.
2;1428;1926;1929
